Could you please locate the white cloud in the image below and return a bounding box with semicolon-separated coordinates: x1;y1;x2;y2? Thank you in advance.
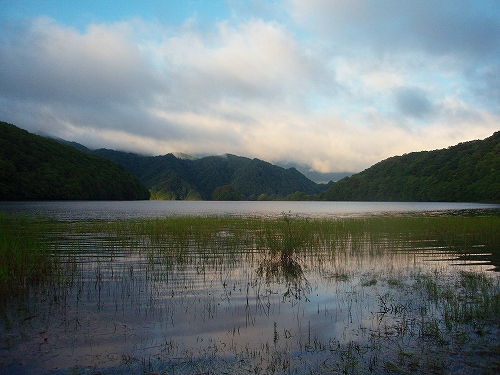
362;72;404;90
151;18;333;111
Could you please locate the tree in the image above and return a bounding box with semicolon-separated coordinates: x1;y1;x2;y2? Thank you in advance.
212;185;241;201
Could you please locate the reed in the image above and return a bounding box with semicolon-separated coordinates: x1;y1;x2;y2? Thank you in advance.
0;213;57;297
3;213;499;296
58;213;500;249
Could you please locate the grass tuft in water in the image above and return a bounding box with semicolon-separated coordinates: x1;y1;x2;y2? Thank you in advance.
0;213;59;297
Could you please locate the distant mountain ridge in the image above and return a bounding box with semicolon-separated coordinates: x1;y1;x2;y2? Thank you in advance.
321;131;500;203
92;149;325;200
6;120;498;203
0;122;150;200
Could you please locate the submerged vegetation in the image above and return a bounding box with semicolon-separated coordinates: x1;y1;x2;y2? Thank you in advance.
1;212;500;374
2;212;500;297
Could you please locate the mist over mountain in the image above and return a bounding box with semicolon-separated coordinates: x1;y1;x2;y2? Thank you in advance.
27;124;333;201
276;161;352;183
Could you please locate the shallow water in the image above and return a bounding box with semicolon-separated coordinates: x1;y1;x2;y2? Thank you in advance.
0;206;500;374
1;206;500;374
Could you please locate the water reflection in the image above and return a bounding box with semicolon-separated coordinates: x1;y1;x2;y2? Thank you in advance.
1;215;500;374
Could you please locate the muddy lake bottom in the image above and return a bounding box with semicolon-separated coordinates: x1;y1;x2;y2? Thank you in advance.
1;204;500;374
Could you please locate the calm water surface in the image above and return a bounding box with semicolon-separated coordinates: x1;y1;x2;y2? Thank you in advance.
1;201;500;374
1;200;499;220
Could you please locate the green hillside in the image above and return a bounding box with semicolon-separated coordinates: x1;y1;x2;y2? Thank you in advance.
0;122;150;200
321;131;500;203
11;118;499;203
92;149;323;200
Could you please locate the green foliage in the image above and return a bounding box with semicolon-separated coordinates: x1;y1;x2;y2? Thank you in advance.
258;193;271;201
261;213;314;259
149;170;200;200
284;191;316;201
93;150;324;200
322;131;500;203
0;122;150;200
212;184;241;200
231;159;321;199
0;214;56;296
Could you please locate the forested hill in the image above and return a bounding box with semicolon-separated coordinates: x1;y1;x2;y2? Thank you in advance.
92;149;324;200
0;122;150;200
321;131;500;203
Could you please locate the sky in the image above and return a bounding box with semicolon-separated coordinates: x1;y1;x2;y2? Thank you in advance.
1;1;499;173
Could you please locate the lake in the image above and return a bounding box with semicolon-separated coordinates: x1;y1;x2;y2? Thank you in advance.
1;200;499;220
1;202;500;374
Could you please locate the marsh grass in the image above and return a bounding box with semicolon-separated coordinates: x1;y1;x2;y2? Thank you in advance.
3;213;500;295
40;213;500;255
0;213;60;297
2;213;499;291
2;212;500;374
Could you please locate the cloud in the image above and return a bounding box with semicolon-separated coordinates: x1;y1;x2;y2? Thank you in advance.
0;16;337;155
0;18;162;105
288;1;500;129
288;0;500;60
0;17;168;140
0;3;499;174
155;18;334;110
393;86;435;119
467;63;500;112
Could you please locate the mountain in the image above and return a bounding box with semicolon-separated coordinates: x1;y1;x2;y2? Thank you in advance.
321;131;500;203
51;137;92;153
9;119;498;203
0;122;150;200
276;161;353;183
92;149;324;200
